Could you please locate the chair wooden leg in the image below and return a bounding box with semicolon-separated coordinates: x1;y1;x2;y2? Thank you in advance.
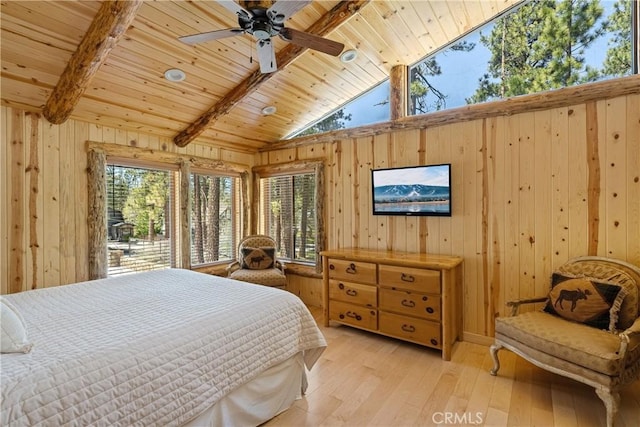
489;343;503;376
595;387;620;427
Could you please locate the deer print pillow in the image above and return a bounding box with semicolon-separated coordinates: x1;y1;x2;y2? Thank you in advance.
241;247;275;270
543;273;627;332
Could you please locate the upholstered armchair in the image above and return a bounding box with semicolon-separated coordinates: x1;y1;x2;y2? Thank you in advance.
490;256;640;427
226;235;287;289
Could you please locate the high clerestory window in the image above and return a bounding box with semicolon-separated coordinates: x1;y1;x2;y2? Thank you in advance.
289;0;636;137
409;0;635;115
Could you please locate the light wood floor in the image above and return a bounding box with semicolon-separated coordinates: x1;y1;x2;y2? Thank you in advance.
265;307;640;427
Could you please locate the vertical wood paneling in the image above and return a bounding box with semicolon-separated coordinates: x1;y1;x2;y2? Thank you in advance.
604;97;627;259
567;104;588;257
74;121;89;282
2;91;639;339
626;95;640;262
58;120;76;286
486;116;506;321
550;107;569;268
533;110;552;299
43;120;61;287
9;109;25;294
0;105;253;292
518;112;536;301
1;107;8;295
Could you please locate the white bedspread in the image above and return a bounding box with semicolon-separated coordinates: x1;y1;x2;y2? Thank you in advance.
1;269;326;426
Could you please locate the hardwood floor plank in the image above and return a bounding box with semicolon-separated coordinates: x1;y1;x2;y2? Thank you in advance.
264;307;640;427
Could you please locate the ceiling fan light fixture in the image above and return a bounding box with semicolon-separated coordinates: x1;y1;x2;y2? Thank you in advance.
164;68;186;82
261;105;277;115
340;49;357;63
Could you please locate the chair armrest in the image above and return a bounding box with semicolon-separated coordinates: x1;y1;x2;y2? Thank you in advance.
226;261;240;276
506;296;548;316
620;317;640;340
275;260;286;273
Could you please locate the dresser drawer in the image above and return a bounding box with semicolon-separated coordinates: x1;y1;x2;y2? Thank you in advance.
327;258;377;284
379;288;440;321
379;311;441;349
329;279;377;307
379;264;440;293
329;301;378;330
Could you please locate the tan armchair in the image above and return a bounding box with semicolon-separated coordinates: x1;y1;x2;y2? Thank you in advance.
490;256;640;427
226;235;287;289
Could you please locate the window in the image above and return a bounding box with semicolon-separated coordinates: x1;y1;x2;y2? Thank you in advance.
409;0;635;115
190;172;239;266
287;80;390;138
259;171;318;264
106;164;177;276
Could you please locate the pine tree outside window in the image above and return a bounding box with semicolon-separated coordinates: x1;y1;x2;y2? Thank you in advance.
259;172;317;264
409;0;635;115
106;164;177;276
189;173;239;266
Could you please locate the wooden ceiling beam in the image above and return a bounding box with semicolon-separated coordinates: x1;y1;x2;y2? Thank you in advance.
43;0;143;125
173;0;370;148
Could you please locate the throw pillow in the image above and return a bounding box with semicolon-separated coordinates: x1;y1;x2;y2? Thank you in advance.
543;273;627;331
1;297;33;354
240;247;275;270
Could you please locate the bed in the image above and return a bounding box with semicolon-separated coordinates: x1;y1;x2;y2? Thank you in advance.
0;269;326;426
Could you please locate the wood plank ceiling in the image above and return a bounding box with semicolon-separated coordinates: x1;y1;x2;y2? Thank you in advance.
1;0;520;153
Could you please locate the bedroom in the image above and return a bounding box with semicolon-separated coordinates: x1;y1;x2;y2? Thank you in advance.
1;0;640;425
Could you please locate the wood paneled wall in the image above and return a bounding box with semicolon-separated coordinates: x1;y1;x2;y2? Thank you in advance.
0;106;253;295
2;87;639;340
257;92;640;340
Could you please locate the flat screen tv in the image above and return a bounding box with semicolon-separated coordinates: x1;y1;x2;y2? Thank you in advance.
371;164;451;216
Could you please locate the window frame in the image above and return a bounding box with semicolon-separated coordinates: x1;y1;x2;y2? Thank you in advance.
189;169;241;268
252;160;325;272
87;142;249;279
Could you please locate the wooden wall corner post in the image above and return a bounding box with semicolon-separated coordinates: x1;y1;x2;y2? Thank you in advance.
87;148;107;280
390;64;407;121
179;161;191;270
240;171;250;237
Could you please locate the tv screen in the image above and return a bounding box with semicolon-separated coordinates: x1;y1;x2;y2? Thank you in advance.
371;164;451;216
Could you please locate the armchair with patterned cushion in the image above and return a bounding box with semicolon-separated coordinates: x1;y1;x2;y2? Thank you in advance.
489;256;640;427
226;235;287;289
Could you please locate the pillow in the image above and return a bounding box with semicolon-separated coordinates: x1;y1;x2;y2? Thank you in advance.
543;273;627;332
240;247;275;270
1;297;33;354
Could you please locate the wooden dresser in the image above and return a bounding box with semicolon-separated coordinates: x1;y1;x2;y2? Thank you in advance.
321;248;463;361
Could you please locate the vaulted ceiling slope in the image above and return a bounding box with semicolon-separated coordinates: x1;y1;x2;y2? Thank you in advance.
1;0;520;153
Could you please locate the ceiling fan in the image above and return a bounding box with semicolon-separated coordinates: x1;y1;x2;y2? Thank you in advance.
179;0;345;74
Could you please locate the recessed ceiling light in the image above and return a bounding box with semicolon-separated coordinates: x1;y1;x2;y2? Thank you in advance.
262;105;277;115
340;49;357;63
164;68;186;82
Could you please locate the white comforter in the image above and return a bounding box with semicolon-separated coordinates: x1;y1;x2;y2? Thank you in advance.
1;269;326;426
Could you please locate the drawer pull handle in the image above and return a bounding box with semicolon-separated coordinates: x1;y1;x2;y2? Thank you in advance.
345;311;362;321
346;263;357;274
401;273;415;282
329;264;335;270
401;324;416;333
430;339;438;346
346;289;358;296
426;307;435;314
401;299;415;308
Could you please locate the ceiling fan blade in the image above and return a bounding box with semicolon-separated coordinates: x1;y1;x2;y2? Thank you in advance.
267;1;312;24
218;1;252;20
256;39;277;73
280;27;344;56
179;28;244;45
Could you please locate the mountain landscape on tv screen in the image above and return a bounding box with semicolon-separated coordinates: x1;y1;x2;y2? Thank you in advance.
373;184;449;203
